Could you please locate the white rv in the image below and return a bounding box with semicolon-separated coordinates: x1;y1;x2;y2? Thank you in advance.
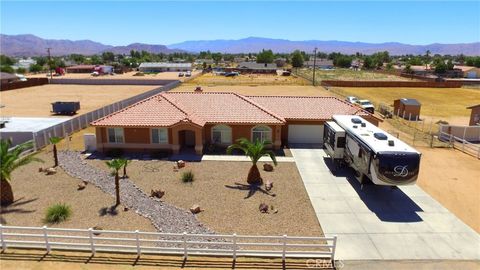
324;115;421;186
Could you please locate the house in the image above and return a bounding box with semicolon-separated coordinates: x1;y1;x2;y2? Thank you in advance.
13;58;36;70
393;98;421;120
304;59;334;69
66;65;95;73
0;72;19;85
233;62;277;74
454;65;480;78
91;92;378;155
467;104;480;126
138;62;192;72
410;65;432;76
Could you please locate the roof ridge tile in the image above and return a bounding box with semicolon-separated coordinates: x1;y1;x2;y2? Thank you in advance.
232;93;285;123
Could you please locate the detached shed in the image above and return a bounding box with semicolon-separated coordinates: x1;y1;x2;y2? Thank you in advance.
393;98;421;120
467;104;480;126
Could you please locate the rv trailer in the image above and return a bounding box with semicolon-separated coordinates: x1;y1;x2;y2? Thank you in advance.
324;115;421;186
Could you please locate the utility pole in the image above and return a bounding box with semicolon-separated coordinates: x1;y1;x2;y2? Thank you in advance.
46;48;53;79
312;47;317;86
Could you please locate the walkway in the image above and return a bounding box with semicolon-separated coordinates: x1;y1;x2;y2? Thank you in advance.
59;151;214;235
290;148;480;260
201;155;295;162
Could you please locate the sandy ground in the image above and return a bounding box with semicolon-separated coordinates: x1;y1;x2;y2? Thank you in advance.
173;84;333;97
87;159;323;237
0;150;155;232
297;68;416;82
188;72;309;86
28;71;200;82
0;84;157;117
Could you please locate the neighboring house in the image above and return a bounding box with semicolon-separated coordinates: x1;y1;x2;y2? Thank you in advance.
393;98;421;120
304;59;334;69
232;62;277;74
0;72;19;85
274;58;287;68
66;65;95;73
91;91;378;155
467;104;480;126
13;58;36;70
351;59;363;70
454;65;480;78
138;62;192;72
194;59;214;65
410;65;432;76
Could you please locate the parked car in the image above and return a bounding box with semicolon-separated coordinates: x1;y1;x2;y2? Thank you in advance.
345;96;358;104
178;72;185;77
355;99;375;114
185;71;192;77
91;71;99;77
225;72;239;77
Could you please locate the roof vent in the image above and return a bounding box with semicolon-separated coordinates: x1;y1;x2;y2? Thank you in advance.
374;132;388;140
351;118;362;124
353;125;358;128
361;122;366;127
388;140;395;146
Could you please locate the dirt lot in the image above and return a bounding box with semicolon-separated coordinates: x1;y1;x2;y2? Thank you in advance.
173;84;333;97
297;68;415;82
0;84;157;117
87;158;323;237
188;72;308;86
0;150;155;232
29;71;200;82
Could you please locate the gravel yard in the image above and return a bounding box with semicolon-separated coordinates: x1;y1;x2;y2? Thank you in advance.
87;158;323;237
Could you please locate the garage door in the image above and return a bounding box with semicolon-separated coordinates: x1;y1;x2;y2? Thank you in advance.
288;125;324;144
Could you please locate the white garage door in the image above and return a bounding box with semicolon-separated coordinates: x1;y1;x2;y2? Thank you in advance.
288;125;324;144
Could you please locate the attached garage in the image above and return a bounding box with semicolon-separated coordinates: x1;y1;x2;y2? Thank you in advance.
288;124;324;144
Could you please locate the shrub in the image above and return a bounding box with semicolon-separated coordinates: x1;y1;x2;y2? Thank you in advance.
181;170;194;183
45;203;72;223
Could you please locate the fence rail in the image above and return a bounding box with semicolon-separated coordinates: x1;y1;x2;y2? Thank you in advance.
439;130;480;159
0;225;336;263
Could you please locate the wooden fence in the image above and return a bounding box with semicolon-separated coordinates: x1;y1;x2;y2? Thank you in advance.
50;78;178;85
320;80;462;88
0;225;337;264
0;78;49;91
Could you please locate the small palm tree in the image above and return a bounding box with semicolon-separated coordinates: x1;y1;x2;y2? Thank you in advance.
120;158;131;178
227;138;277;185
106;159;125;206
49;137;62;167
1;139;43;206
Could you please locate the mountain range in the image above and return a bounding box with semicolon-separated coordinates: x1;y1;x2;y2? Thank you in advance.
1;34;479;56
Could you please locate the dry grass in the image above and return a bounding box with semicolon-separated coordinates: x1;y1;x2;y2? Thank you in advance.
0;84;157;117
297;68;414;82
173;84;332;97
87;159;323;237
0;150;155;232
188;72;309;86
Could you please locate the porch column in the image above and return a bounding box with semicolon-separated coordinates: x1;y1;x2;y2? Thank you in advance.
273;125;282;150
194;128;203;155
171;129;180;154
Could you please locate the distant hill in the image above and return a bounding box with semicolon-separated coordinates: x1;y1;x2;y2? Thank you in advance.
168;37;480;56
0;34;181;56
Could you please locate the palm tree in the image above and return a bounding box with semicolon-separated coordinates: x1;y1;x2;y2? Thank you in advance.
49;137;62;167
120;158;131;178
1;139;43;206
106;159;125;206
227;138;277;185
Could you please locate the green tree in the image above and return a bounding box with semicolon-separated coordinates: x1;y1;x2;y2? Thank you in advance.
49;137;62;167
363;56;374;69
16;67;26;74
291;50;304;68
0;65;14;73
433;58;447;74
120;158;131;178
29;64;43;73
227;138;277;185
404;64;413;74
106;159;125;206
256;49;274;64
0;55;14;66
70;54;85;64
334;55;353;68
35;57;47;67
446;59;454;70
102;51;115;63
1;139;43;205
211;53;222;64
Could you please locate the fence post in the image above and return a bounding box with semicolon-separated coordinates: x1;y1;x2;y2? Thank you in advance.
183;232;188;258
0;224;5;251
462;127;467;151
89;228;96;255
282;234;287;261
32;133;37;152
43;132;48;147
78;117;81;130
232;233;237;260
331;236;337;268
43;226;50;253
135;230;141;256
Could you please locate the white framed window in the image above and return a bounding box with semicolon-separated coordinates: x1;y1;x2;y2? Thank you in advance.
212;125;232;144
252;125;272;143
151;128;168;144
107;128;124;143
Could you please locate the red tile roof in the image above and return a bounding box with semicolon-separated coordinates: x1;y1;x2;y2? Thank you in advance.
91;92;370;127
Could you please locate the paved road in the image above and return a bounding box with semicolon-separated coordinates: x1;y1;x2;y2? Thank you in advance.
290;147;480;260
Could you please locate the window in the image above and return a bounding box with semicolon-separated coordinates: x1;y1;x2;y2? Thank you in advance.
107;128;124;143
151;128;168;144
212;125;232;144
252;126;272;143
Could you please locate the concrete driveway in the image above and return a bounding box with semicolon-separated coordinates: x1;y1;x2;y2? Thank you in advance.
290;147;480;260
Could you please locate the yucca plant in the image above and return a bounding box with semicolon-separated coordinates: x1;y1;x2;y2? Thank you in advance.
181;170;194;183
45;203;72;223
49;137;62;167
106;159;126;206
1;139;43;206
227;138;277;185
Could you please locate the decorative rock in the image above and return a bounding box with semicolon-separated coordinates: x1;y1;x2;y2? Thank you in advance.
259;203;268;213
124;207;129;212
265;180;273;191
273;209;278;214
190;204;201;214
45;167;57;175
150;189;165;199
92;226;103;235
77;182;87;190
177;160;186;168
263;163;274;172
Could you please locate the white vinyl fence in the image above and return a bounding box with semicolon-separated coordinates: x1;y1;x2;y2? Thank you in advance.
0;225;337;263
439;125;480;159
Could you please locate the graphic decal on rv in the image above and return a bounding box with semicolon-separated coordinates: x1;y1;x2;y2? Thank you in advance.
393;165;409;177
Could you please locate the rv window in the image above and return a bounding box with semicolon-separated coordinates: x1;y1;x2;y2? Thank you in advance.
337;137;346;148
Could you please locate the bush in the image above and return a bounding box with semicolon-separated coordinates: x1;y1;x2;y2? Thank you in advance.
45;203;72;223
181;170;194;183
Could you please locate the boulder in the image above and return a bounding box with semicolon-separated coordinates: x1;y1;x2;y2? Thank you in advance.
123;207;129;212
77;182;87;190
190;204;201;214
177;160;186;168
263;163;274;172
259;203;268;213
45;167;57;175
265;180;273;191
150;189;165;199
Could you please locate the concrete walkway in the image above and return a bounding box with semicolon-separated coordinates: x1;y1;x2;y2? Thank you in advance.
201;155;295;162
290;148;480;260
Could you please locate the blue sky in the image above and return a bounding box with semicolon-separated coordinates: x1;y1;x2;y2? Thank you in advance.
1;1;479;46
